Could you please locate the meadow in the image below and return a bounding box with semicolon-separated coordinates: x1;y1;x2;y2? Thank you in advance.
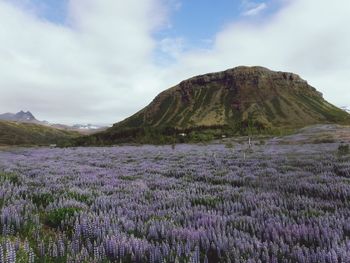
0;141;350;262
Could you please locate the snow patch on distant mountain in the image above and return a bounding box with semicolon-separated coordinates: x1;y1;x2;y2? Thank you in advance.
0;110;36;122
341;106;350;113
0;110;109;134
72;124;107;130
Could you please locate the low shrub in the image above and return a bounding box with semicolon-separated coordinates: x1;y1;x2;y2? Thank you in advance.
338;144;350;156
32;193;54;207
45;207;81;229
0;172;21;185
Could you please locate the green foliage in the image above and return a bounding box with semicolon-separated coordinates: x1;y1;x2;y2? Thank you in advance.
271;97;287;118
72;123;299;146
144;191;154;201
188;131;214;142
259;140;266;145
338;144;350;156
312;137;335;144
66;192;91;204
153;96;175;125
119;175;141;181
32;192;55;207
202;85;217;106
302;208;325;218
0;172;21;185
0;120;79;146
262;102;276;120
192;87;207;113
0;237;36;263
15;247;33;263
191;196;221;208
225;142;234;149
45;207;81;229
297;94;350;123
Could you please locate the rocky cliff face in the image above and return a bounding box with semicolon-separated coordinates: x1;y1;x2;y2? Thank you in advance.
0;110;37;122
14;111;36;122
113;66;350;131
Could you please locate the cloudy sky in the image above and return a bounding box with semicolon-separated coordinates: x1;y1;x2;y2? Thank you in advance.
0;0;349;125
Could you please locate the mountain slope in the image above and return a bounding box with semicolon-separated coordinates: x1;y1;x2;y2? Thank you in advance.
0;111;108;135
118;66;349;129
0;110;37;122
0;120;79;146
341;106;350;113
77;66;350;145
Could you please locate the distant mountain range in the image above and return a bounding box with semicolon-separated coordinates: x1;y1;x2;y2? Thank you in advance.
0;110;109;145
0;119;79;146
2;66;349;146
341;106;350;113
0;110;37;122
72;123;108;131
75;66;350;145
0;111;108;134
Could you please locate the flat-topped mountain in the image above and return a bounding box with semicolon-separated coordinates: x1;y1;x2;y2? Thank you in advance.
117;66;349;129
76;66;350;144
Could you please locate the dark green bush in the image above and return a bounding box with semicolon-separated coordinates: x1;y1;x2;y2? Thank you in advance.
119;175;140;181
45;207;81;229
0;172;21;185
259;140;266;145
32;193;55;207
67;192;91;204
191;196;220;208
225;142;234;149
338;144;350;156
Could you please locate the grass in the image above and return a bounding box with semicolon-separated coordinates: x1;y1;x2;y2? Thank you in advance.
71;124;298;146
271;97;287;118
32;192;55;207
0;171;21;184
191;196;221;208
0;120;79;146
45;207;82;229
338;144;350;156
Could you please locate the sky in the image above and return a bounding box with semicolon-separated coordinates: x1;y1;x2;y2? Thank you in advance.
0;0;349;125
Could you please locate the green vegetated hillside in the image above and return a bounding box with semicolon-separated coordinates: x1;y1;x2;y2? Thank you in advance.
75;66;350;145
0;120;80;146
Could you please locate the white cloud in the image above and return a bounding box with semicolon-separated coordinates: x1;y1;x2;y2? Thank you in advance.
159;37;185;59
0;0;349;125
243;3;267;16
0;0;168;124
163;0;350;107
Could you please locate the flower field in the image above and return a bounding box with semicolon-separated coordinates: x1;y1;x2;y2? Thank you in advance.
0;143;350;262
